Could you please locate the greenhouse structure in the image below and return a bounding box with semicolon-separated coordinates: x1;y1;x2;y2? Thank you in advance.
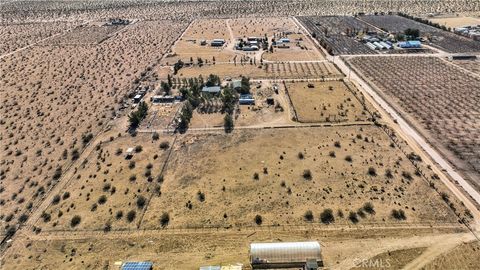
249;241;323;269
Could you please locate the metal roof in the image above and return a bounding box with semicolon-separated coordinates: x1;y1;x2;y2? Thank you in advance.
202;86;221;93
199;266;221;270
250;241;321;264
121;261;153;270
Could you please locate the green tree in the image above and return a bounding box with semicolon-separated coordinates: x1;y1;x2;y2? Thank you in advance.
224;113;234;133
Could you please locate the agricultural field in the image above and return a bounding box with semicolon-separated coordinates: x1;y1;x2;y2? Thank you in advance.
0;19;186;237
285;80;371;123
175;61;342;79
347;56;480;191
452;59;480;75
358;14;480;53
0;21;79;55
298;16;378;55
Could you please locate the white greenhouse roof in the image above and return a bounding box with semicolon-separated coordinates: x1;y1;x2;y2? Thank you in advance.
250;241;321;264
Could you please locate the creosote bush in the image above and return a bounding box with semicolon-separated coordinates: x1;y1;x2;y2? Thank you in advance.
255;214;263;225
391;209;407;220
70;215;81;227
160;212;170;227
320;208;334;224
304;210;314;222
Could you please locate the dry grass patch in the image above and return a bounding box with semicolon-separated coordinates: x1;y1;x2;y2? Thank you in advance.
142;126;463;229
286;80;371;123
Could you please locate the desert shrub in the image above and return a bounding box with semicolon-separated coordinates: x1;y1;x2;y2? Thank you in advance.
90;203;97;212
126;210;136;222
62;192;70;200
254;214;263;225
144;169;152;177
302;169;312;180
146;163;153;170
70;215;81;227
363;202;375;214
71;149;80;161
160;212;170;227
197;191;205;202
115;210;123;220
357;208;366;218
52;195;61;205
334;141;341;148
329;151;336;157
385;169;393;178
391;209;407;220
304;210;314;222
18;214;29;223
52;167;62;180
298;152;304;159
440;192;450;203
103;222;112;232
159;141;170;150
98;195;107;205
41;212;51;223
152;132;160;140
129;175;137;182
136;195;146;209
128;161;135;169
320;209;334;224
402;171;413;180
115;148;122;155
345;155;352;162
134;145;143;153
337;209;344;218
103;183;111;192
253;172;259;180
348;211;359;223
156;175;164;183
367;167;377;176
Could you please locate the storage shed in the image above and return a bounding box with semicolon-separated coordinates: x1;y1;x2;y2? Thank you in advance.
250;241;322;269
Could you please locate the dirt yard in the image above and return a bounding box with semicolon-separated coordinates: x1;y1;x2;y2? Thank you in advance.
286;80;371;123
141;126;466;229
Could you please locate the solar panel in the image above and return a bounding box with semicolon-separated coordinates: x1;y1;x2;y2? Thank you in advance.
121;261;153;270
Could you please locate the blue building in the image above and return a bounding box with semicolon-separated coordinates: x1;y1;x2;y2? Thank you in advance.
398;40;421;48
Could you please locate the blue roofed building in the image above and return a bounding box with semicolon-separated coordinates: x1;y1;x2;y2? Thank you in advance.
121;261;153;270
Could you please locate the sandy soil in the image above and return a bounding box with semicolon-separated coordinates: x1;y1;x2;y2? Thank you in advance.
286;80;370;123
429;16;480;28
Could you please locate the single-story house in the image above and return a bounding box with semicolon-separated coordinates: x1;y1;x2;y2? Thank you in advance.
202;86;221;94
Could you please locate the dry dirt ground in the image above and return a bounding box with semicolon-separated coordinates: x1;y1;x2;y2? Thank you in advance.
0;19;187;237
429;16;480;28
2;8;480;270
140;126;467;229
286;80;371;123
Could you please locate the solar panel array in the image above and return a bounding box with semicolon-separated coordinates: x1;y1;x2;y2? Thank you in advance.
122;261;153;270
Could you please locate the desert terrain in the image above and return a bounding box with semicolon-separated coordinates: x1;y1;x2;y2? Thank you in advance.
1;1;480;270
